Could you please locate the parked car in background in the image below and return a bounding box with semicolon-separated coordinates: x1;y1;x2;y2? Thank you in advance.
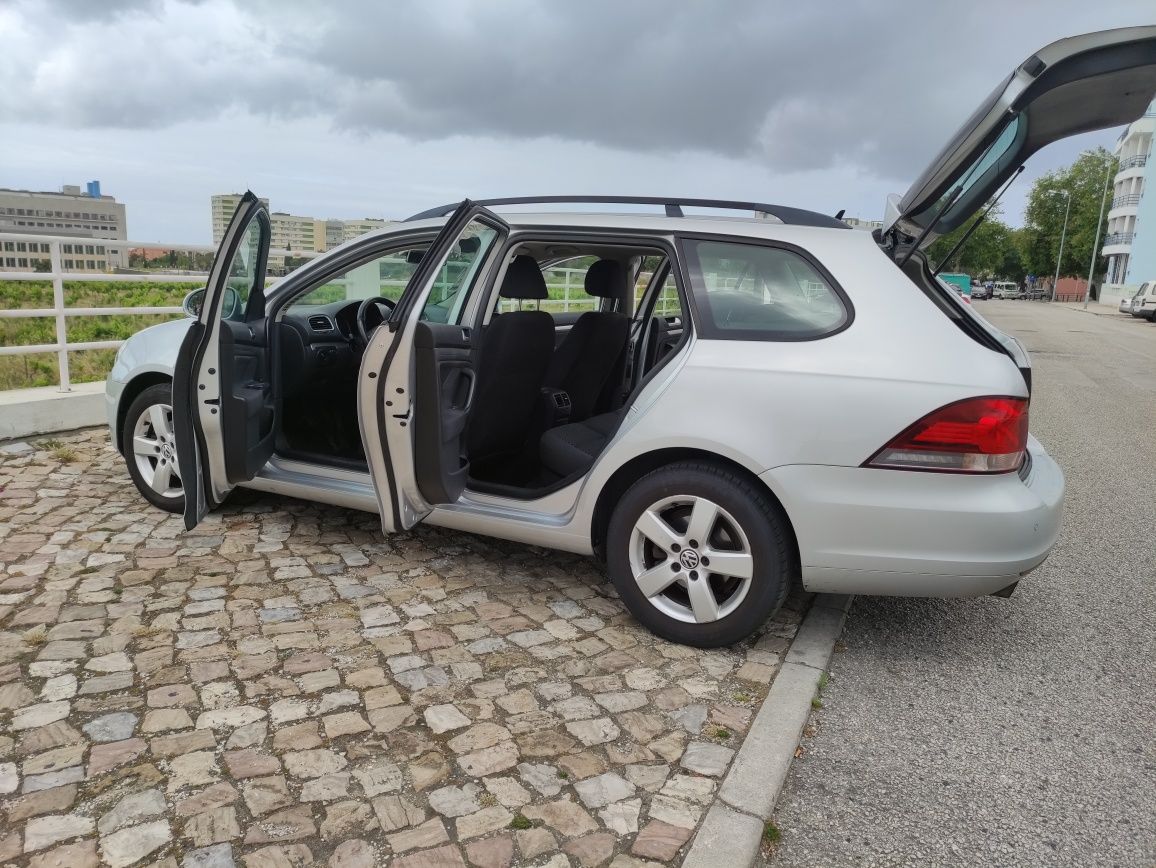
1120;288;1141;313
972;283;993;300
994;281;1021;299
103;24;1156;646
940;272;972;296
1129;281;1155;319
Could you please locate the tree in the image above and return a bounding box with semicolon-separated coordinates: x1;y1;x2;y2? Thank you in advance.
1020;147;1116;282
925;206;1024;281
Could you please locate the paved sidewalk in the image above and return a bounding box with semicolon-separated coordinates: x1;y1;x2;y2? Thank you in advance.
0;428;807;867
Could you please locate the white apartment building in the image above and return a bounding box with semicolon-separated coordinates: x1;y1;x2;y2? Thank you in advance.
0;182;128;272
211;194;271;244
1102;98;1155;295
211;194;391;252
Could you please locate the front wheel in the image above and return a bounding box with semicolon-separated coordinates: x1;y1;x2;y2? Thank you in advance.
606;462;794;647
121;382;185;514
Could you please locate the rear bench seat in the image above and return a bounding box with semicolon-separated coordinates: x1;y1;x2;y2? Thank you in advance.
539;411;623;478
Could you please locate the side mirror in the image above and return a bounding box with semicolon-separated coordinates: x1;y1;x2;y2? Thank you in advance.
180;287;241;319
181;288;206;318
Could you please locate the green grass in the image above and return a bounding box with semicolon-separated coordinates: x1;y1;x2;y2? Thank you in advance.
763;821;782;844
0;279;192;390
508;814;533;830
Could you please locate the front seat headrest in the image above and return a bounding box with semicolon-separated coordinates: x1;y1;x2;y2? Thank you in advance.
585;259;627;298
499;255;549;300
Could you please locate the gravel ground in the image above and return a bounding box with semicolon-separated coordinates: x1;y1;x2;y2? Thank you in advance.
768;302;1156;868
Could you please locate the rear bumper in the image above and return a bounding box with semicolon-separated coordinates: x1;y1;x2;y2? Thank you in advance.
761;435;1065;597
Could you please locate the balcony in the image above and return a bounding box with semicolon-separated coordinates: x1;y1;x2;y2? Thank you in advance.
1102;232;1134;247
1110;193;1143;209
1117;154;1148;171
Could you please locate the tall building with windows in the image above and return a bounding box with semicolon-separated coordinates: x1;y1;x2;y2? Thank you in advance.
210;193;271;244
0;182;127;271
1103;97;1155;290
211;194;392;252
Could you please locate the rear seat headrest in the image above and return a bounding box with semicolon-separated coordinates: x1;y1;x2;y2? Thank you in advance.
499;255;548;300
585;260;627;298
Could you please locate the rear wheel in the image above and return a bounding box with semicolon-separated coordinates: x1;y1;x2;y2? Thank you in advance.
606;461;793;647
121;382;185;514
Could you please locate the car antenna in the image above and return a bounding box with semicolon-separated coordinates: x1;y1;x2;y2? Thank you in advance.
932;165;1025;277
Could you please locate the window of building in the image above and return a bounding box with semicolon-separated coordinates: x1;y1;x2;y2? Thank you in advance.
17;258;28;268
16;242;26;252
85;245;95;255
4;257;14;267
64;259;73;268
87;260;97;269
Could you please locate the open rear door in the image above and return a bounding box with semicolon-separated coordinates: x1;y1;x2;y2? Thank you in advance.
358;200;509;533
173;191;273;530
881;26;1156;257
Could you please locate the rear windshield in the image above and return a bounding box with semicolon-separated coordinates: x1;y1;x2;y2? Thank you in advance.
680;238;850;341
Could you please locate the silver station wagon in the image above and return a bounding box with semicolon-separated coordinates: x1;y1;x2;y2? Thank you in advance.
108;27;1156;646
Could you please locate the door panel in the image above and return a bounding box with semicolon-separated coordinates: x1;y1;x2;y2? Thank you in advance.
413;322;476;504
218;319;275;481
173;191;272;530
359;200;509;532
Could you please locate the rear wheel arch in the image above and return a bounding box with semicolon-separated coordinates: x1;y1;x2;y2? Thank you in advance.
591;448;800;571
116;372;173;453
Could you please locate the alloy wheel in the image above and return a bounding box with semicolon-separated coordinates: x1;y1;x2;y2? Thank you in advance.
131;403;183;499
628;494;754;624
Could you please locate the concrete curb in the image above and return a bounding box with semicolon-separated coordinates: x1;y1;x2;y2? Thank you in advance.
0;380;107;440
681;593;853;868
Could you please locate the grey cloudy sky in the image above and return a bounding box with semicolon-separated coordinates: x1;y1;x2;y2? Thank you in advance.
1;0;1152;241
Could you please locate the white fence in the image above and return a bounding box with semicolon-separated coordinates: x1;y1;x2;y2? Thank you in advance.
0;233;212;391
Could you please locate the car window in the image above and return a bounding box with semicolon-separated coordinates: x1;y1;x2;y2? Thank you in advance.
682;239;848;339
287;247;427;310
420;220;499;323
224;212;269;321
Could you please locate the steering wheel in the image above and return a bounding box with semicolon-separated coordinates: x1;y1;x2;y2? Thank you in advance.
355;296;396;345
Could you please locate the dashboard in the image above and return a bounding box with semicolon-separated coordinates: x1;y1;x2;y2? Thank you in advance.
277;300;364;396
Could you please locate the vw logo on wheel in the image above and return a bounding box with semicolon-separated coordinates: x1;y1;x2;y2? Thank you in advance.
679;549;700;570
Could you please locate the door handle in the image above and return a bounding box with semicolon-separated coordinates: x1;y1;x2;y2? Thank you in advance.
458;370;476;412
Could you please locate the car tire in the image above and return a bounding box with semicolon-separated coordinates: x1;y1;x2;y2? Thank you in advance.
606;461;794;647
121;382;185;514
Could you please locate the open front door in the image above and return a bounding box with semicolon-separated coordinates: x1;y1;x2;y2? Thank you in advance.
173;191;273;530
359;200;509;532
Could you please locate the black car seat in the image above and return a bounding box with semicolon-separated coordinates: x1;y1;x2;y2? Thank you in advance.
466;255;555;462
543;259;632;421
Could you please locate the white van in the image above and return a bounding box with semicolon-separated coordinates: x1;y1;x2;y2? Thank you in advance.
994;282;1021;299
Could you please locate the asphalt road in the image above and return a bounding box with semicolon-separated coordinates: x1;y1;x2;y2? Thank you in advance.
768;301;1156;868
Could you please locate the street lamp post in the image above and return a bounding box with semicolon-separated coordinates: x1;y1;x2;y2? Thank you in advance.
1050;190;1071;302
1083;156;1115;310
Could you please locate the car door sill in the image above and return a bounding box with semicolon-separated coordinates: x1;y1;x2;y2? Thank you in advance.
245;455;379;513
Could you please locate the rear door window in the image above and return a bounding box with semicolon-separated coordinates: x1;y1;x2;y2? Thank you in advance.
680;238;850;340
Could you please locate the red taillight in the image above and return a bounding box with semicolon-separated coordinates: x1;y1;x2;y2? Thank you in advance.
866;396;1029;473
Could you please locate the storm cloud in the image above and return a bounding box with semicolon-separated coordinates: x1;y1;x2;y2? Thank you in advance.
1;0;1152;239
4;0;1153;177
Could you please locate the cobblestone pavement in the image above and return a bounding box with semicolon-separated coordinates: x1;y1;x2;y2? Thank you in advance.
0;428;805;868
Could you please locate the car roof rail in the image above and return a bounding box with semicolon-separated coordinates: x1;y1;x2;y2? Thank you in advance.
404;196;849;229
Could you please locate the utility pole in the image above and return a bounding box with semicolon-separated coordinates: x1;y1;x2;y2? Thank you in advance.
1083;156;1115;310
1051;190;1071;302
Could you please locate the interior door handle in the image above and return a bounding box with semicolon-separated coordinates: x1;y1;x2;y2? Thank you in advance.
459;370;476;412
